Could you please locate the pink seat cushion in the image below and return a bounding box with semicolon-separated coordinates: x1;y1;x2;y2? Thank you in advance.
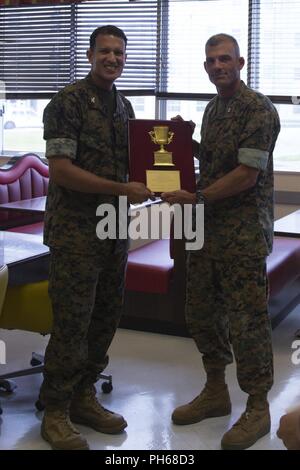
126;239;174;294
126;236;300;298
267;237;300;297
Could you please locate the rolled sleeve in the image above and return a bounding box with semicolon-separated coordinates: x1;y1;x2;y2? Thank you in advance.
46;138;77;160
238;147;269;170
43;89;81;160
238;105;278;171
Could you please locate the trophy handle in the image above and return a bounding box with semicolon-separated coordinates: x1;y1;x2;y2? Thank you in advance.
167;132;174;145
149;131;156;144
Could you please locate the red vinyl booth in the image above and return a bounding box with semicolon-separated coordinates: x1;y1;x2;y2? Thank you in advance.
0;154;48;234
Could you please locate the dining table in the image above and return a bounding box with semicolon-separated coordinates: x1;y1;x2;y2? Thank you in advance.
274;209;300;238
0;231;49;286
0;196;46;215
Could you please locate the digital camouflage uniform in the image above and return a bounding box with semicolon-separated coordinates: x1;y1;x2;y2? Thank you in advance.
188;81;280;395
40;73;134;408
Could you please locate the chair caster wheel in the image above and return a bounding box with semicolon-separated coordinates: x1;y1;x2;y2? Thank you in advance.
101;381;113;394
35;399;45;411
0;379;17;393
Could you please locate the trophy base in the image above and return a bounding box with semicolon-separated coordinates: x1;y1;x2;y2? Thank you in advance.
153;151;175;167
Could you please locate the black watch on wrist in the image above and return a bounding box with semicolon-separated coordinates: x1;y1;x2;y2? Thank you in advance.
196;190;207;205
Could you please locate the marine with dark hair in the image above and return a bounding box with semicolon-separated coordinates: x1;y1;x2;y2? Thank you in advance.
162;33;280;450
89;25;128;49
40;25;152;450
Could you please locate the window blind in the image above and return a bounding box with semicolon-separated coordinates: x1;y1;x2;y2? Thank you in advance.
248;0;300;96
166;0;248;94
1;0;299;98
0;0;158;97
0;4;74;96
76;1;158;91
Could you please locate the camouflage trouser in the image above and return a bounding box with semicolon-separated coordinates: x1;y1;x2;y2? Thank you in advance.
186;250;273;395
40;245;127;408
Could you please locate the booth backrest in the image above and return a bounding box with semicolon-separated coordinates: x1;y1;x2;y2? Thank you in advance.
0;154;49;229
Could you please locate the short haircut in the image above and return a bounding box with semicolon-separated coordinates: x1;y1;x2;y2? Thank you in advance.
205;33;240;57
89;25;127;49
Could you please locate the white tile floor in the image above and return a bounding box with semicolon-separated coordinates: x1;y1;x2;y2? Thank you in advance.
0;306;300;450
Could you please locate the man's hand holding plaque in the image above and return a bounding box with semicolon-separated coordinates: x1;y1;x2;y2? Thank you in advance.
124;181;154;204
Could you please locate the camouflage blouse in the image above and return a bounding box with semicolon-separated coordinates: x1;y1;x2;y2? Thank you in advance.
43;73;135;255
195;81;280;258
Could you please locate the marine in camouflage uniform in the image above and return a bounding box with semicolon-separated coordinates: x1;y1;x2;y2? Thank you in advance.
162;34;280;450
188;80;280;395
40;26;151;450
41;72;134;408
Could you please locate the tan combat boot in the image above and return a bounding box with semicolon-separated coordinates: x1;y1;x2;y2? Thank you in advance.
41;408;89;450
221;395;270;450
172;384;231;425
70;385;127;434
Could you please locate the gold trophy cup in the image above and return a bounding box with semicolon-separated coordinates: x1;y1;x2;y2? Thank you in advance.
149;126;175;166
